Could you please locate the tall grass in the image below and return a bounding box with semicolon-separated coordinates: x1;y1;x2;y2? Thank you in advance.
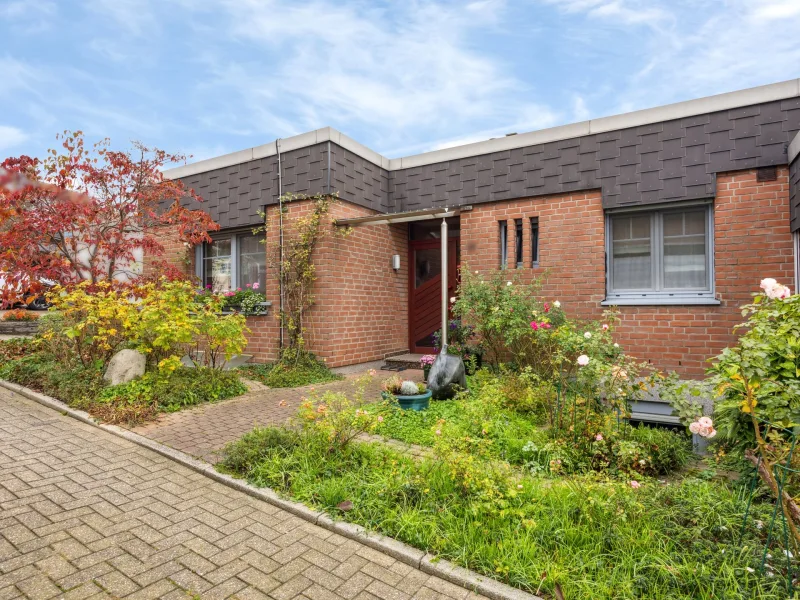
219;428;785;600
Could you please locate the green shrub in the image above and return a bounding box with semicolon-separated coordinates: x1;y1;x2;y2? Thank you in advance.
0;352;105;405
239;356;342;388
218;427;302;476
100;367;247;414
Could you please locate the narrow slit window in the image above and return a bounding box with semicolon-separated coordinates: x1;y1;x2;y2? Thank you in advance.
499;221;508;269
514;219;523;268
530;217;539;266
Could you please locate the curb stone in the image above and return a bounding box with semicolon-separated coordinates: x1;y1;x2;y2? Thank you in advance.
0;378;544;600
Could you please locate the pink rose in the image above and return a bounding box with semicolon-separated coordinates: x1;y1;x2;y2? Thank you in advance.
689;422;701;434
377;415;384;423
577;354;590;367
760;278;778;292
530;321;539;330
544;303;550;313
698;416;713;428
435;429;442;436
595;433;603;441
542;323;551;329
602;324;609;331
246;283;251;288
630;480;641;489
237;287;242;291
706;428;717;439
252;282;260;290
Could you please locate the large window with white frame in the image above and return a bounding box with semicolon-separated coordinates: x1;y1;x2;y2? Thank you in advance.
604;202;717;304
199;231;266;293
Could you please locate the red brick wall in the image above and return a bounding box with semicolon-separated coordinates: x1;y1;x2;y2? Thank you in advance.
271;199;409;367
460;168;794;379
141;227;195;279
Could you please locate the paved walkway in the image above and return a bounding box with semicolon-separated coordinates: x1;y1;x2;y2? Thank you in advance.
0;386;482;600
133;370;423;463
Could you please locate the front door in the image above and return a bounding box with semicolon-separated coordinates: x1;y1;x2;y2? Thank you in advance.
408;237;459;353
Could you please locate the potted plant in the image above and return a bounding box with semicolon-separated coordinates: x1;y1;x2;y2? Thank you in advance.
381;375;431;411
420;354;436;380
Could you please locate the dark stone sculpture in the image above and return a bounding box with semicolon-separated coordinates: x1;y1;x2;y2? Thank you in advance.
427;345;467;400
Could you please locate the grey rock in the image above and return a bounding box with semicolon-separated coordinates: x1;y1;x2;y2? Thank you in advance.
427;345;467;400
103;349;146;385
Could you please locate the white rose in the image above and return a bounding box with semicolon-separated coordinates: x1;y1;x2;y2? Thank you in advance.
553;300;561;308
584;332;591;339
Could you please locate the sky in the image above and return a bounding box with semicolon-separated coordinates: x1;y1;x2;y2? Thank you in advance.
2;0;800;165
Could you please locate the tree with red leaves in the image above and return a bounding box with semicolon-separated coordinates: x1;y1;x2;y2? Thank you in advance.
0;131;219;306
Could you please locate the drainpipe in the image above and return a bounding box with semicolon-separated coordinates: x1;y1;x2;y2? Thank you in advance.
277;138;284;351
441;217;448;349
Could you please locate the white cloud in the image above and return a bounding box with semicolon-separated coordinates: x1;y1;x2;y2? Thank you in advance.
751;0;800;20
186;0;555;153
539;0;670;26
0;126;28;151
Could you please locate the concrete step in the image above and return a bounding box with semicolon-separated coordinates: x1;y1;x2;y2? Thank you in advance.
383;353;428;370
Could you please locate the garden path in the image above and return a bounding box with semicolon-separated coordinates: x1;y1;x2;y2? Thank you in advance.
132;368;424;463
0;386;483;600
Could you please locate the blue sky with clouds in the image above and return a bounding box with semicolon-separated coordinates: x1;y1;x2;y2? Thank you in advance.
2;0;800;165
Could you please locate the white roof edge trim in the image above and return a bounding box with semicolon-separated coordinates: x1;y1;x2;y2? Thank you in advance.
789;131;800;164
164;78;800;180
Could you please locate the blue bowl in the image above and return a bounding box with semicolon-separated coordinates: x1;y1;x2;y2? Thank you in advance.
381;390;431;411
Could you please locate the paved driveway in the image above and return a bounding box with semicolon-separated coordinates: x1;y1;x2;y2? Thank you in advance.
0;387;481;600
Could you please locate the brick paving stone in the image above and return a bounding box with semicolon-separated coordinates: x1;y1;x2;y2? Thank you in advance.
0;386;487;600
131;370;423;462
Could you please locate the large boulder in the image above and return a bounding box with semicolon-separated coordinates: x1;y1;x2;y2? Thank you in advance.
103;349;146;386
427;345;467;400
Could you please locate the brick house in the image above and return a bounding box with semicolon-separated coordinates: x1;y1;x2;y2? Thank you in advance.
156;79;800;379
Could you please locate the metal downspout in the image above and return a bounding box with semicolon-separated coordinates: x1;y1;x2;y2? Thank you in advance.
277;139;284;351
441;217;448;348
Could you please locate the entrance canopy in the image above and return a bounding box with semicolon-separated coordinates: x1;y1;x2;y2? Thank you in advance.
334;205;471;227
334;205;471;351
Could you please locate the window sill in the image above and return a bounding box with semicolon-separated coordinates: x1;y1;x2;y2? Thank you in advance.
601;296;721;306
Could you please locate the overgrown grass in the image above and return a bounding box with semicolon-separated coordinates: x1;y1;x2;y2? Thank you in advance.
0;350;246;425
219;427;785;600
370;394;692;476
239;357;342;388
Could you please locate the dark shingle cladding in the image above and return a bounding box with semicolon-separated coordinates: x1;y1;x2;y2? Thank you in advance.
176;142;390;229
390;98;800;212
791;155;800;232
172;93;800;231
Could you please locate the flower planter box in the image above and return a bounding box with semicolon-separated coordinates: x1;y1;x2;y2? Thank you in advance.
382;390;431;411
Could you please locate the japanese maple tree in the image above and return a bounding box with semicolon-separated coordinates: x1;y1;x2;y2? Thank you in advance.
0;131;218;306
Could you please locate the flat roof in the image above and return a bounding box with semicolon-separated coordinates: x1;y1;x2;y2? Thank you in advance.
164;78;800;180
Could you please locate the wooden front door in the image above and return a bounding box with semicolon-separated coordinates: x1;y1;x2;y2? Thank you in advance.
408;237;459;353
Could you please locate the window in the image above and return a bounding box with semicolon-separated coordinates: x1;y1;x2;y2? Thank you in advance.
514;219;523;268
200;231;266;293
605;204;717;305
499;221;508;268
530;217;539;266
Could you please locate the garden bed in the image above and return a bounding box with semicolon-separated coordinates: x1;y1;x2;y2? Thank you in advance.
238;357;343;388
218;386;784;600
